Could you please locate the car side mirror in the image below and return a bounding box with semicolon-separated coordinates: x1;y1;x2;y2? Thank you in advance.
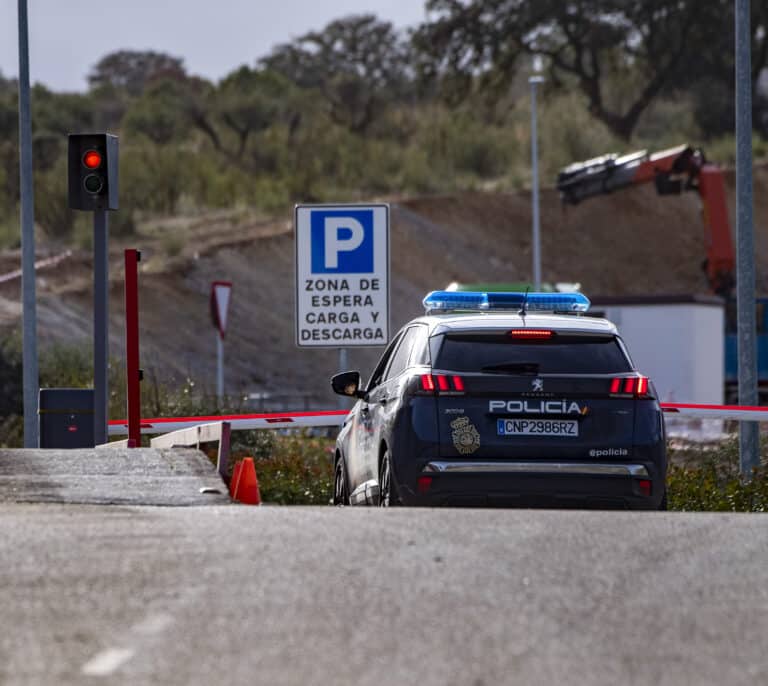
331;371;365;398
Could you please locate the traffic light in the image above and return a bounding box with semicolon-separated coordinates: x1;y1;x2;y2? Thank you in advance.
68;133;119;211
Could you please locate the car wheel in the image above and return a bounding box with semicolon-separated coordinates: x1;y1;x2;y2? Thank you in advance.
333;458;349;506
379;451;398;507
658;487;668;511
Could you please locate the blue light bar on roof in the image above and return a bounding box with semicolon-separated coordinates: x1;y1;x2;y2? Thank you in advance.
423;291;590;314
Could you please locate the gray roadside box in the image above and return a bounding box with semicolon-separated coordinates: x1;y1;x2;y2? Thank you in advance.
38;389;95;449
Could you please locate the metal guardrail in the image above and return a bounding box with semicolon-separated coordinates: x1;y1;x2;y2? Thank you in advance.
149;421;232;483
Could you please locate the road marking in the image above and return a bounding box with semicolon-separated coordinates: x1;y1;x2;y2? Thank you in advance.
79;613;173;676
81;612;173;676
132;612;174;636
81;648;135;676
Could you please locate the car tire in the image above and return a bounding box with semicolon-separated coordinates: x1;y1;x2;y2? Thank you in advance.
658;487;668;511
334;457;349;506
379;451;399;507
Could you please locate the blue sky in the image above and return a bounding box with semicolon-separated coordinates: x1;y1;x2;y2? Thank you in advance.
0;0;427;91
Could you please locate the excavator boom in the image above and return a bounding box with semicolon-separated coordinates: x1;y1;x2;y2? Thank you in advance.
556;144;735;297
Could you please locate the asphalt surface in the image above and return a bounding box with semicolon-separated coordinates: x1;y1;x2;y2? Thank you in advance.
2;504;767;686
0;448;230;505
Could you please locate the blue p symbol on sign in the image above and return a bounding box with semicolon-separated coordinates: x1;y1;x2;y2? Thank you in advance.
311;210;374;274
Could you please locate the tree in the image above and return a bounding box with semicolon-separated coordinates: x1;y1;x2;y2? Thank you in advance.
664;0;768;137
0;88;19;217
88;50;186;97
415;0;766;141
32;86;94;136
261;14;412;134
0;71;13;97
123;78;192;145
216;67;287;158
177;76;222;151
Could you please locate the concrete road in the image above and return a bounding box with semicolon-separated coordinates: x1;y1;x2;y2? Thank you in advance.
1;505;767;686
0;448;230;506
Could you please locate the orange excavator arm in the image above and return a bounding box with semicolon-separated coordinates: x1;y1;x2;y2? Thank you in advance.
556;145;735;297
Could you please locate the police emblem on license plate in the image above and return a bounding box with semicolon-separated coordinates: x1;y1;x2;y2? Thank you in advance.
451;416;481;455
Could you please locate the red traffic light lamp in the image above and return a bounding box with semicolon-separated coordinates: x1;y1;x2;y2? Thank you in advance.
82;150;102;169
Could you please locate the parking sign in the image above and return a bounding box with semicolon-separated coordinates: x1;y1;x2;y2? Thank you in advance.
295;204;389;348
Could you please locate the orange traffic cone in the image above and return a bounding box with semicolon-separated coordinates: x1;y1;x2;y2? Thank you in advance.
233;457;261;505
229;460;244;497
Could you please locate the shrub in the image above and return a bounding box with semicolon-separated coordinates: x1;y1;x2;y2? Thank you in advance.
230;431;334;505
668;436;768;512
34;156;76;240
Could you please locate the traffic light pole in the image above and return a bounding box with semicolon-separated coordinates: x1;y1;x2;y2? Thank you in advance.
67;134;118;446
94;210;109;445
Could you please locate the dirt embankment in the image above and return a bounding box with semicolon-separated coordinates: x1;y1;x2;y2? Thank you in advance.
1;164;767;408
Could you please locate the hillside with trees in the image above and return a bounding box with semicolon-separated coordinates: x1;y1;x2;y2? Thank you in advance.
0;2;766;247
2;0;768;437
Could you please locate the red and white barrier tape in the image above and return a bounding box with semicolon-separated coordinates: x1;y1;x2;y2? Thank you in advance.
108;402;768;437
108;410;349;436
661;403;768;422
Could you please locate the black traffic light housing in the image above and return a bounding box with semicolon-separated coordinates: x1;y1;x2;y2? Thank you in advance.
68;133;119;211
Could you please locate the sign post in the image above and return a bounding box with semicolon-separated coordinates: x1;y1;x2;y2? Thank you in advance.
17;0;39;447
294;204;390;351
529;74;544;291
735;0;760;477
210;281;233;400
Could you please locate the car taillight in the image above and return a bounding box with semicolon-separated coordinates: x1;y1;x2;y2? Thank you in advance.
509;329;553;340
419;374;465;394
417;476;433;493
420;374;435;392
637;376;648;396
610;375;650;398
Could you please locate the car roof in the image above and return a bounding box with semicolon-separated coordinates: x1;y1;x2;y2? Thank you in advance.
409;312;619;337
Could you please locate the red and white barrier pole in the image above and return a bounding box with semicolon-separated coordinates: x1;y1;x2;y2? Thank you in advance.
661;402;768;422
107;403;768;437
108;409;349;436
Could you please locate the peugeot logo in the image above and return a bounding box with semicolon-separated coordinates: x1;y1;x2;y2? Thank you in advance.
532;378;544;392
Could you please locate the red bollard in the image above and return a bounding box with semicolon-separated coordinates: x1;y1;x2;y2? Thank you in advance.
125;249;141;448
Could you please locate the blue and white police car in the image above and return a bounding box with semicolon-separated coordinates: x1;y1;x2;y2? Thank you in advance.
331;291;667;509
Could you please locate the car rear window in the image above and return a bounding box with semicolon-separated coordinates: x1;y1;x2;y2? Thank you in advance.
433;333;632;374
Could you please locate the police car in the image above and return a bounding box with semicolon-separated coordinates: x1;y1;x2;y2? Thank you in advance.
331;291;667;509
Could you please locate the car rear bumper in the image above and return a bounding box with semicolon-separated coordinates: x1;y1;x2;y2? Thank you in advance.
423;461;650;477
396;460;664;509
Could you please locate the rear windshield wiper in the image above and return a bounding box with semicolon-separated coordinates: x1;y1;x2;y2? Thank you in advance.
480;361;540;374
